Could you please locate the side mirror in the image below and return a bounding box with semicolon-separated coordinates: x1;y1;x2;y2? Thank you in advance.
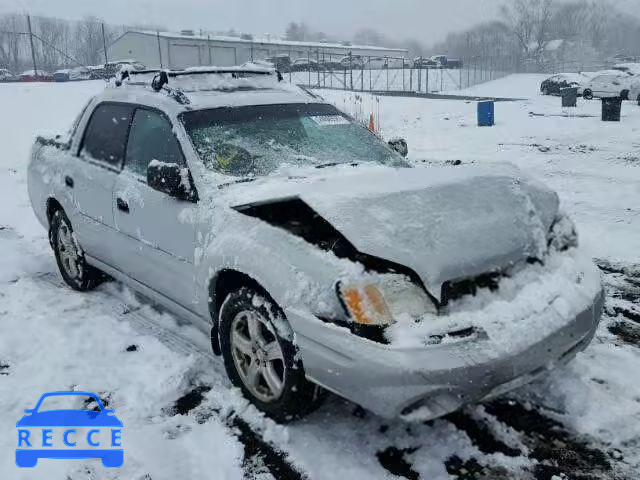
147;161;197;201
388;137;409;157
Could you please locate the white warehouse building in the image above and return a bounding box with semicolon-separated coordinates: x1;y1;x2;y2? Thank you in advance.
107;30;408;70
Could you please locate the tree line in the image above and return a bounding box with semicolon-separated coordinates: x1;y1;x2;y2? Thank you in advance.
285;0;640;67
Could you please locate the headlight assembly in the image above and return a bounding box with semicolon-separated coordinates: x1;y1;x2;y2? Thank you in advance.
337;274;438;327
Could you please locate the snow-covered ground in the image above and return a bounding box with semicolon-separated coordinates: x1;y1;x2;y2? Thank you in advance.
0;76;639;480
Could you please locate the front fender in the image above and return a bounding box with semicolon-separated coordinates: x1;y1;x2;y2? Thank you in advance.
193;210;360;324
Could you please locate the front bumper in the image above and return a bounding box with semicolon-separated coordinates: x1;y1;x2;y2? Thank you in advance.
287;289;604;420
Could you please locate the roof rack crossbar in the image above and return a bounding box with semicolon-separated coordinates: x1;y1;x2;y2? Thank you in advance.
114;67;281;105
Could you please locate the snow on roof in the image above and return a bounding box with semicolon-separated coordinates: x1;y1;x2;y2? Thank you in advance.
102;72;321;114
126;30;408;54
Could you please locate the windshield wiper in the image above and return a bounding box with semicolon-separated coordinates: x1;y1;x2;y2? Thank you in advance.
315;162;360;169
218;177;257;189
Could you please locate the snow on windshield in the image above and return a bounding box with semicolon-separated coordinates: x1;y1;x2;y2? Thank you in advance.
181;103;405;177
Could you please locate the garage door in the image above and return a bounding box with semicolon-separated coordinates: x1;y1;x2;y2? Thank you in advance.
210;47;236;67
170;44;201;69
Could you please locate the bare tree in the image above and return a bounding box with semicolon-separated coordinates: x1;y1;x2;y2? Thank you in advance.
0;14;25;72
34;16;69;71
501;0;554;63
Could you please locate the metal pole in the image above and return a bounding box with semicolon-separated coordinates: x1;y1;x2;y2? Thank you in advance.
402;58;405;91
317;49;320;87
101;23;108;64
349;52;353;90
156;31;163;68
208;35;212;65
386;59;389;91
426;67;429;93
26;15;38;77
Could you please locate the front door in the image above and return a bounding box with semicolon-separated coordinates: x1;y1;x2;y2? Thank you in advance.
111;107;197;311
71;102;135;267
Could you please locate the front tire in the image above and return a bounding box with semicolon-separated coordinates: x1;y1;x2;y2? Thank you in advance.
583;89;593;100
620;89;629;101
50;210;103;291
219;287;323;421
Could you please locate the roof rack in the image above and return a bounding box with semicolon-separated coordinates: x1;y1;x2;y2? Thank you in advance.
115;67;283;105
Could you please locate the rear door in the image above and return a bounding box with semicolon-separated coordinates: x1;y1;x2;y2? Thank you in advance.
71;102;134;267
111;107;197;311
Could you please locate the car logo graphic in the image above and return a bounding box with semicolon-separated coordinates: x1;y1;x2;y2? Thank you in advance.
16;391;123;468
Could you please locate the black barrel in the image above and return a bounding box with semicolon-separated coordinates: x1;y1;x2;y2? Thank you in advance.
561;87;578;107
602;97;622;122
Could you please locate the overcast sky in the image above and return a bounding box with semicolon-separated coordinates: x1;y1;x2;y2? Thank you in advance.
0;0;636;46
0;0;500;44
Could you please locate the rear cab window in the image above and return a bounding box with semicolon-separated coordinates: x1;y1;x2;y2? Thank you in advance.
79;103;135;169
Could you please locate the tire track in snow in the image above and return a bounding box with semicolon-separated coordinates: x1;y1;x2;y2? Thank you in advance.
32;272;307;480
597;260;640;348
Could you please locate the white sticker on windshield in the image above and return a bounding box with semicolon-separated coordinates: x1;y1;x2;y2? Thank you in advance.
309;115;350;126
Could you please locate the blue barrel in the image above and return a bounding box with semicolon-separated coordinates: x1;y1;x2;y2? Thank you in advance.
477;101;495;127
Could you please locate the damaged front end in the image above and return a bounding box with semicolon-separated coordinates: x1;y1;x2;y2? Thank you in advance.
234;186;583;347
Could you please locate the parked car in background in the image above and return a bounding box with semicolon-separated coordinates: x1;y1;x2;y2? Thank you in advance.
578;70;636;100
339;55;365;69
318;58;342;71
611;63;640;76
69;66;92;81
19;70;53;82
291;58;319;72
413;57;438;68
430;55;448;67
0;68;17;82
540;73;591;96
628;80;640;104
87;65;106;79
103;60;145;79
612;54;637;63
446;58;463;69
368;57;406;69
265;55;292;72
53;69;71;82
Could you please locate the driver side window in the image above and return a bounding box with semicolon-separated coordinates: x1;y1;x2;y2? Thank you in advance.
125;108;185;178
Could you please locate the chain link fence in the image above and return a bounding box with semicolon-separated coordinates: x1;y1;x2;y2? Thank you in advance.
0;13;623;92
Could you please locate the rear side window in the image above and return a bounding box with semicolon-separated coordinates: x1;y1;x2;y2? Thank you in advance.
80;103;134;168
125;109;185;177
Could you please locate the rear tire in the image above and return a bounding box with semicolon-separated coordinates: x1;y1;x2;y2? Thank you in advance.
50;209;104;291
621;89;630;101
219;287;323;422
583;89;593;100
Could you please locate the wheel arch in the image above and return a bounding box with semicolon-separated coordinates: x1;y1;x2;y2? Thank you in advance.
46;197;64;225
208;268;279;356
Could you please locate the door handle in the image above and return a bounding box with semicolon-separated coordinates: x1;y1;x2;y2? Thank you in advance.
64;176;74;188
116;197;129;213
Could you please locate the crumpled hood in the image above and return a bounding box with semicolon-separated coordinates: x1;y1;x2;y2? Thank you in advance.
227;164;560;300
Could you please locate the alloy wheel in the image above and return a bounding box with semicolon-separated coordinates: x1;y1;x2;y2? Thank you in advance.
230;310;286;402
56;221;83;280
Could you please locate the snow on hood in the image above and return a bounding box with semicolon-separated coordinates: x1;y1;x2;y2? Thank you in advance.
224;163;559;300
